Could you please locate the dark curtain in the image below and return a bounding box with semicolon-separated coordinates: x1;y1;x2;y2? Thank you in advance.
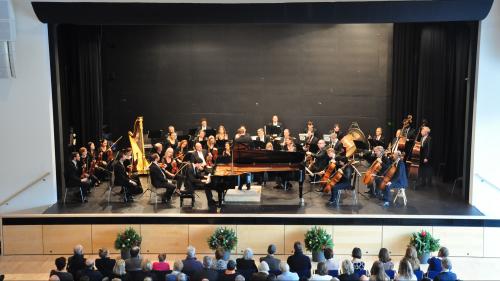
57;25;104;151
391;22;477;184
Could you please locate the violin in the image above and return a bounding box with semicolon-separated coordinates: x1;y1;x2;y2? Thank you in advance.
321;161;337;193
171;160;179;174
378;160;398;190
363;158;383;185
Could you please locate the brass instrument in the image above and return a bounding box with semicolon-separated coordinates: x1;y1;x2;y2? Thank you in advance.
128;116;149;175
340;123;368;157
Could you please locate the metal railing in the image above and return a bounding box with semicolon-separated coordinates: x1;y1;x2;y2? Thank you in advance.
474;173;500;192
0;172;51;207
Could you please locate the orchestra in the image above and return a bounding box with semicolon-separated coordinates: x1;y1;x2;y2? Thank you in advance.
68;114;432;209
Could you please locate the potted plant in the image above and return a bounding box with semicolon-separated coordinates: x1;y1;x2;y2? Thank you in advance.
115;227;142;260
207;227;238;260
304;226;334;262
409;229;440;264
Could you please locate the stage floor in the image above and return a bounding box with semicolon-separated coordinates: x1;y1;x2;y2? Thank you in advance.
43;176;483;217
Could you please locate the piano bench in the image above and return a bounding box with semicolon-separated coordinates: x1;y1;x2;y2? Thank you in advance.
180;191;195;207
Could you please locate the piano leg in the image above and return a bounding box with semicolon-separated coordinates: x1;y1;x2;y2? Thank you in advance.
299;169;305;206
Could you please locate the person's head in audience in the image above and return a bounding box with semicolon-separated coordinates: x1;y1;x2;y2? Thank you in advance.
85;259;95;270
293;241;303;254
235;275;245;281
243;248;254;260
324;247;334;260
359;275;369;281
177;273;187;281
316;262;328;276
144;277;153;281
111;279;122;281
378;248;391;263
397;260;414;279
79;276;90;281
215;247;224;261
280;262;290;273
404;246;419;264
441;257;452;271
158;253;167;263
49;275;60;281
203;256;213;269
370;261;387;280
226;260;236;273
186;246;196;259
258;261;270;273
142;260;153;272
113;259;126;276
341;259;354;275
74;244;84;256
331;278;340;281
268;244;277;256
438;247;449;258
55;257;67;271
173;260;184;272
352;247;362;260
99;248;109;259
130;246;140;258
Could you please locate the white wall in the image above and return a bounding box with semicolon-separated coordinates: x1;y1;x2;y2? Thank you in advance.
471;0;500;216
0;0;56;213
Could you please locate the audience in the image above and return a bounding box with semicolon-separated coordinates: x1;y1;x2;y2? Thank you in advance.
80;259;103;281
135;260;156;281
338;260;359;281
95;248;116;279
277;262;299;281
176;273;188;281
251;261;272;281
235;275;246;281
49;275;61;281
378;248;394;271
166;260;184;281
236;248;258;278
309;262;333;281
67;245;86;279
428;247;449;273
50;257;74;281
220;260;238;281
260;244;281;272
395;260;416;281
433;258;457;281
402;246;420;271
286;241;312;279
352;247;366;272
112;259;127;280
182;246;204;278
125;246;143;272
323;247;340;271
193;256;218;281
153;253;171;271
212;247;228;271
369;261;389;281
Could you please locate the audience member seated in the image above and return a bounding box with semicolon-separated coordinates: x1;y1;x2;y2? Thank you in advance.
286;242;311;279
176;273;188;281
112;259;127;280
80;259;103;281
133;260;157;281
277;262;299;281
395;260;417;281
378;248;394;271
193;256;219;281
352;247;366;272
50;257;74;281
182;246;204;278
433;258;457;281
427;247;449;273
125;246;143;272
95;248;116;279
236;248;258;279
324;247;340;271
220;260;238;281
251;261;272;281
212;247;228;271
235;275;246;281
360;275;369;281
166;260;184;281
49;275;61;281
369;261;389;281
402;246;421;271
260;244;281;272
153;253;171;272
309;262;333;281
338;260;359;281
67;244;86;280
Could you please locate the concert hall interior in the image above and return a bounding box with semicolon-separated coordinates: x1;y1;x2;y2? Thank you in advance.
1;0;500;280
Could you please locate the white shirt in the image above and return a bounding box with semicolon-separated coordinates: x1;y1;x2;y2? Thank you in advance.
325;258;340;271
309;274;333;281
395;273;417;281
197;150;206;165
421;135;427;144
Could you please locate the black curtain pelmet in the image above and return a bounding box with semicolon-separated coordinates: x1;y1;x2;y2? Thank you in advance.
391;22;477;183
57;25;104;153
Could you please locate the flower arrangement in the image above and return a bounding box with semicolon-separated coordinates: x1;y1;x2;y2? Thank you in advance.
304;226;334;253
409;229;440;256
207;227;238;251
114;227;142;250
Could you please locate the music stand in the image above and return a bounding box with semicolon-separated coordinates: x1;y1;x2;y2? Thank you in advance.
323;134;331;143
354;140;369;151
205;129;216;137
188;128;198;137
368;139;385;149
177;135;191;142
253;140;266;149
266;125;282;137
298;133;307;142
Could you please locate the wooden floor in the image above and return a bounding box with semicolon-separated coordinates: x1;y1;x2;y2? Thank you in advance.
1;253;499;280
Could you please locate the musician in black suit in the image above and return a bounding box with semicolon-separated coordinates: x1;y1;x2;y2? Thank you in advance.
307;139;329;173
113;150;143;202
389;129;402;154
304;120;319;138
363;146;391;197
328;156;354;206
196;118;212;135
330;123;344;140
234;127;252;144
256;128;270;144
266;115;283;136
149;153;176;203
329;132;344;154
150;143;164;161
184;161;213;205
65;152;91;201
418;126;432;187
192;142;208;167
369;127;386;148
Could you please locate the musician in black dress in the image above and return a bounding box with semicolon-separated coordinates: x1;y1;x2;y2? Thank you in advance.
418;126;432;187
266;115;283;136
165;131;178;150
113;150;143;202
149;153;176;203
79;147;100;186
162;147;185;189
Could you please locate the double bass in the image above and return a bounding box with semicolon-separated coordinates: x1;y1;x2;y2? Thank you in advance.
378;160;398;190
363;157;383;186
407;121;427;179
397;115;413;152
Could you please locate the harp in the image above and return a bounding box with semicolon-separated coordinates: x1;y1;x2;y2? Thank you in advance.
128;116;149;175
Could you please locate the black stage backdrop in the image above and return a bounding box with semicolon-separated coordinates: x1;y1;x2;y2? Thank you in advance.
101;24;393;139
391;22;478;187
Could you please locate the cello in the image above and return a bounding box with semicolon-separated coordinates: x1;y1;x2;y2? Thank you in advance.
324;160;356;193
378;160;398;190
363;158;383;186
320;161;337;193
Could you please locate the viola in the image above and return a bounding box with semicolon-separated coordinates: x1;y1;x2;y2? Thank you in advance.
363;158;383;185
378;161;398;190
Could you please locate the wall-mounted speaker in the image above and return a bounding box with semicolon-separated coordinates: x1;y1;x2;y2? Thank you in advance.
0;0;15;79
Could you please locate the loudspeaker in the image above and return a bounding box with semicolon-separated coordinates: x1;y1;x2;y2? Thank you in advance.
0;0;15;78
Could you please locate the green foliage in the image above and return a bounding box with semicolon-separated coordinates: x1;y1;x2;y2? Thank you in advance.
409;229;440;256
207;227;238;251
304;226;334;252
114;227;142;250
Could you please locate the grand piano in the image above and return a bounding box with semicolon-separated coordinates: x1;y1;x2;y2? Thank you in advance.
212;142;306;205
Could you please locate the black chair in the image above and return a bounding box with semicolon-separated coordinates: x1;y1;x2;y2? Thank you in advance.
63;185;84;204
152;270;172;281
180;190;195;207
